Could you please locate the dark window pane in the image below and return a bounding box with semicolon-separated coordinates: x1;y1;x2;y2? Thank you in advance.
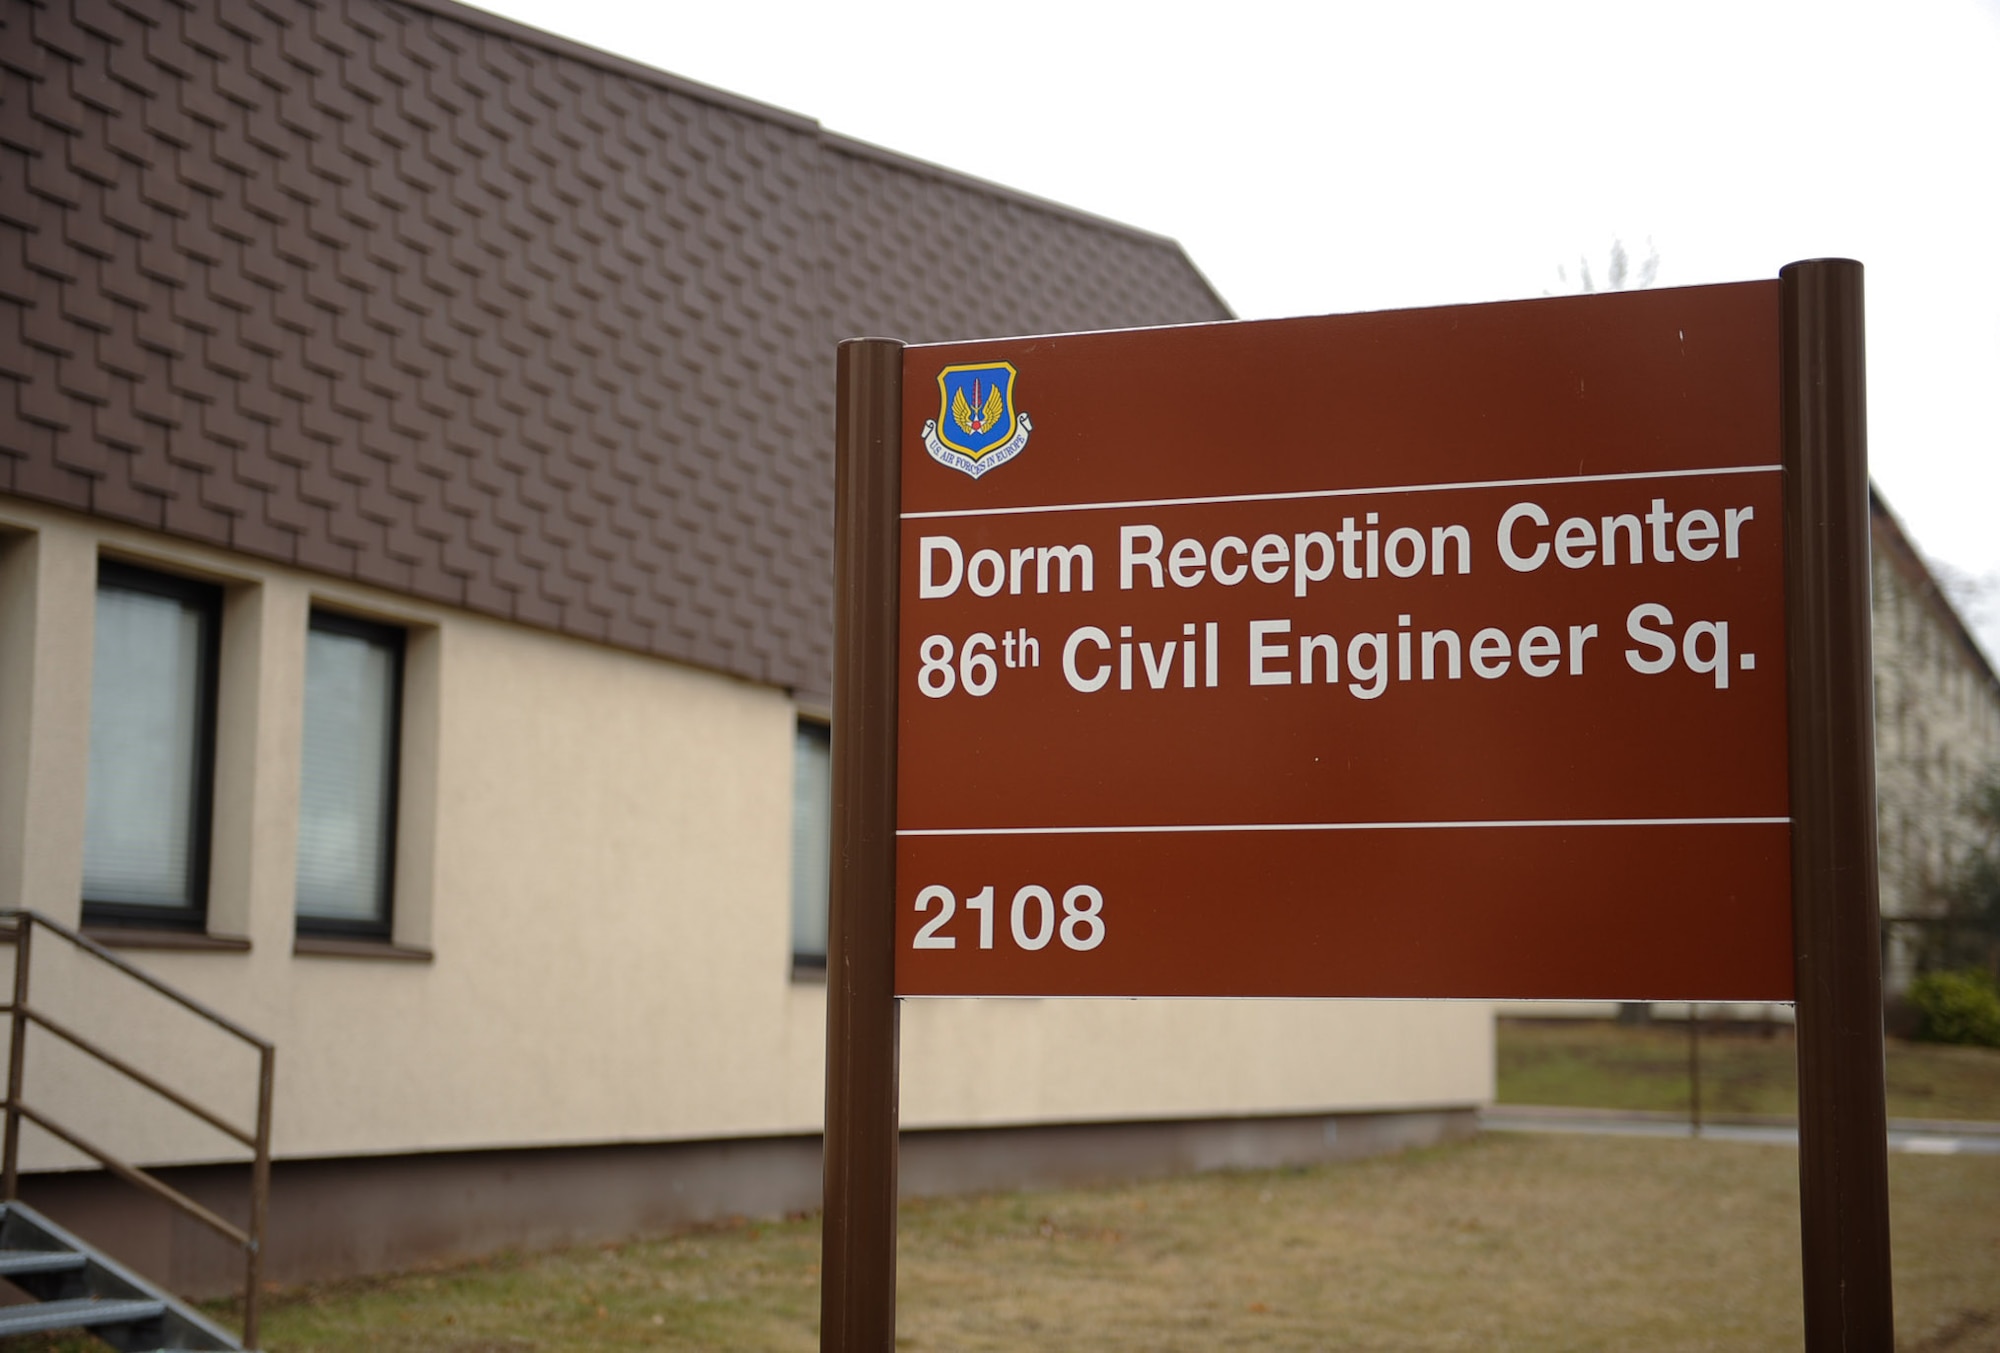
83;567;217;917
296;617;401;927
790;721;830;964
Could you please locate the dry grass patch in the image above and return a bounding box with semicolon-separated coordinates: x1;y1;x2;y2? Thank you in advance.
895;1134;1998;1351
246;1219;824;1352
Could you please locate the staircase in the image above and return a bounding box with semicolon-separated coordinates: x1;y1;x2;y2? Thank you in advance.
2;910;272;1351
0;1201;242;1349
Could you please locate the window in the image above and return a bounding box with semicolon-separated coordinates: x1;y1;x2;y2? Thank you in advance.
790;718;831;970
295;611;403;937
82;562;222;928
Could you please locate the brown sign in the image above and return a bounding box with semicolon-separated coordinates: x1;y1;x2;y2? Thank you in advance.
893;283;1791;999
827;263;1887;1350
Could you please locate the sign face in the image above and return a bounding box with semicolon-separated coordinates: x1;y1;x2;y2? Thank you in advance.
894;283;1791;1000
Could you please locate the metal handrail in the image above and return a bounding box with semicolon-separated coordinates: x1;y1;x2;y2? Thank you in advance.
0;909;273;1349
13;1103;251;1247
15;1006;259;1148
2;914;271;1049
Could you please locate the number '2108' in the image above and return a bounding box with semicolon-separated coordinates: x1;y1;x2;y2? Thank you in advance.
912;884;1105;952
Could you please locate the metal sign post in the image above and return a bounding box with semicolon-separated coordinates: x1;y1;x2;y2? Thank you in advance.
822;338;904;1352
1779;258;1893;1346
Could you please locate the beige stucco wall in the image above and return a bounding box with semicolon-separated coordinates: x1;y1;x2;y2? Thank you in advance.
0;499;1490;1172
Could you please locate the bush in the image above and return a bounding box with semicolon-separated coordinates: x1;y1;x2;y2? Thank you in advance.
1908;970;2000;1048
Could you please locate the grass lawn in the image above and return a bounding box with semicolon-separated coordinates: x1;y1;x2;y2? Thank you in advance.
14;1133;1997;1351
1498;1017;2000;1122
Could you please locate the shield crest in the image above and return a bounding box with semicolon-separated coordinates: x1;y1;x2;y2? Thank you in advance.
923;362;1032;478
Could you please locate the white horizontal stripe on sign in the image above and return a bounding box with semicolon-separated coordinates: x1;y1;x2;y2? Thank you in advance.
900;463;1784;521
898;816;1792;838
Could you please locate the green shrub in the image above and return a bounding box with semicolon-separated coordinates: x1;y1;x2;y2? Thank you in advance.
1908;969;2000;1048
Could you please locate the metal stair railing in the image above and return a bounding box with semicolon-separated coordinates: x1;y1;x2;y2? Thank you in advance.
0;909;273;1349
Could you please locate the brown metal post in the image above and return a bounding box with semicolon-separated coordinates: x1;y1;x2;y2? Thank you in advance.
245;1044;273;1349
821;337;904;1353
4;916;31;1200
1780;257;1893;1349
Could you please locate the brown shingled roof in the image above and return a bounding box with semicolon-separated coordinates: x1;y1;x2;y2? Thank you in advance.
0;0;1231;696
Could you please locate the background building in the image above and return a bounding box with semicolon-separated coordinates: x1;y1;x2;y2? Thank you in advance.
1871;490;2000;989
0;0;1490;1295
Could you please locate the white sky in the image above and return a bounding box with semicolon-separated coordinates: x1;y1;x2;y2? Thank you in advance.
470;0;2000;659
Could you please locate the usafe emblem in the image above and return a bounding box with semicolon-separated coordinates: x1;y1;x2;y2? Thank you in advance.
923;362;1032;479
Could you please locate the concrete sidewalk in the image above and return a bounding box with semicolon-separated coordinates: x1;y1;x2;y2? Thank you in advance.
1483;1104;2000;1155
